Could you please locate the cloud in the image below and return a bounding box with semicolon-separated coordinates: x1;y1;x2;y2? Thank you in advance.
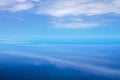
36;0;120;28
51;17;99;28
0;0;41;12
52;21;99;28
0;0;120;16
0;0;120;15
9;3;34;12
37;0;120;17
0;0;120;28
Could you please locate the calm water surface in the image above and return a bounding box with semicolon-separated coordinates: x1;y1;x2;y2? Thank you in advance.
0;44;120;80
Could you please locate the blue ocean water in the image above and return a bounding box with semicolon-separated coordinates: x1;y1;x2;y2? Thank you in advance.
0;43;120;80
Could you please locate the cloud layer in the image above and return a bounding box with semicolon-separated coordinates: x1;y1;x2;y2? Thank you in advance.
0;0;120;28
37;0;120;17
0;0;120;15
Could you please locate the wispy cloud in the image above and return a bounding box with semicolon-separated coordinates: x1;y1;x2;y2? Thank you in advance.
36;0;120;28
51;17;100;28
52;21;99;28
37;0;120;17
0;0;41;12
0;0;120;28
1;0;120;16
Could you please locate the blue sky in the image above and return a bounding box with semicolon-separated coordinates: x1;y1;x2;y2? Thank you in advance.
0;0;120;43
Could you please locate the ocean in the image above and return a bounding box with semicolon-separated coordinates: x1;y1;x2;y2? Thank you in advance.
0;43;120;80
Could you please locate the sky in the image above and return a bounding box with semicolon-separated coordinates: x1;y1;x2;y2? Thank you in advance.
0;0;120;43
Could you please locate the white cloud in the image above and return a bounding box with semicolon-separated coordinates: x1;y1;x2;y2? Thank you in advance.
50;17;100;28
0;0;120;28
52;18;99;28
37;0;120;17
9;2;34;12
53;22;99;28
0;0;120;15
35;0;120;28
0;0;41;12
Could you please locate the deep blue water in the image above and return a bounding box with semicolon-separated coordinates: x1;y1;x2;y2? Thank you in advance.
0;43;120;80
